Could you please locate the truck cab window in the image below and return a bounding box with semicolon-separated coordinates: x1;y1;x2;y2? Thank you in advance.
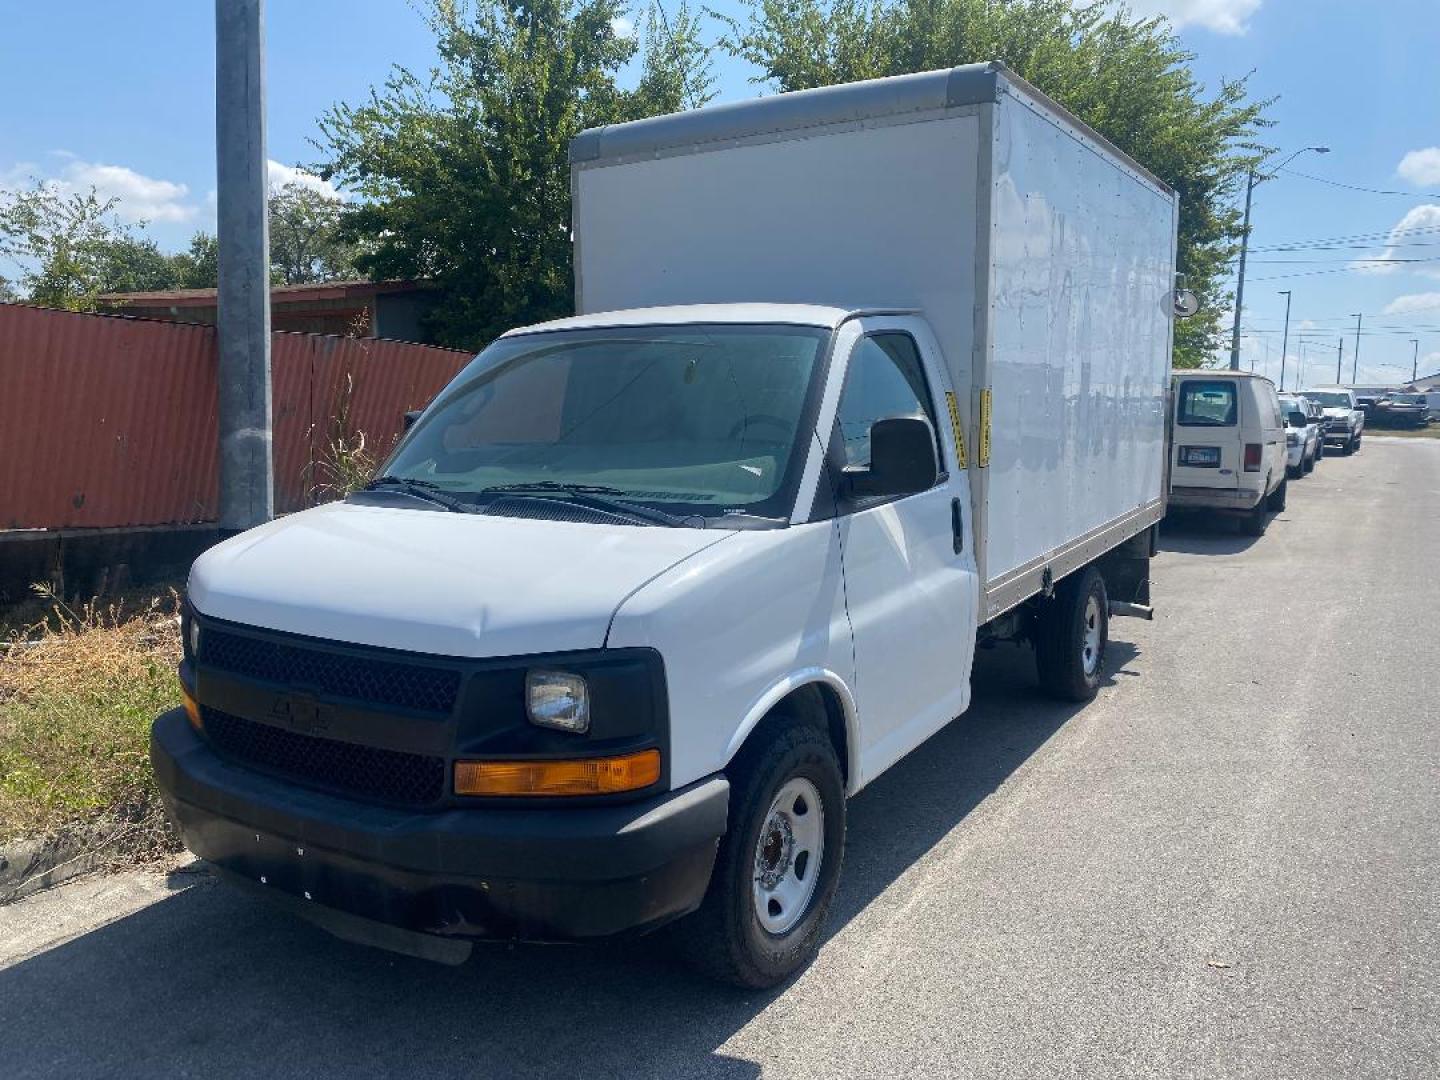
836;333;941;469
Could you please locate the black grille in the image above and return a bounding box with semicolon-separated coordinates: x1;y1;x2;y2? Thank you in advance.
203;707;446;807
202;628;461;714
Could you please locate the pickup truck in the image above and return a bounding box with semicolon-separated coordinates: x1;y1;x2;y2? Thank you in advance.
153;63;1181;987
1306;387;1365;454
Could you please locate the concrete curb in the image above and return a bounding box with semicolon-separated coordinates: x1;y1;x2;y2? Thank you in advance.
0;829;114;904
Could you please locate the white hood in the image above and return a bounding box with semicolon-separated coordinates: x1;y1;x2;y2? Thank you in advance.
188;501;731;657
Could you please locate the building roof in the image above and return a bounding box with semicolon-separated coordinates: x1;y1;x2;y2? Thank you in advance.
96;279;430;308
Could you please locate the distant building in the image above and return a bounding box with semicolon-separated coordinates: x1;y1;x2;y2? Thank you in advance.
96;279;439;343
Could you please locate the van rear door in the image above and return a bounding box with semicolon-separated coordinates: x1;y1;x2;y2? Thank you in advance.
1172;378;1240;490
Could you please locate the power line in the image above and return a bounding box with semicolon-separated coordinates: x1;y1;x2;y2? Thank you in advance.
1277;167;1440;198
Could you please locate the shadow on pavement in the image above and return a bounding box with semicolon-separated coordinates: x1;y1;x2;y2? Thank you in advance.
0;641;1136;1079
1157;510;1265;555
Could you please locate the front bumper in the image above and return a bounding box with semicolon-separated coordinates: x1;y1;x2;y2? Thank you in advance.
1167;485;1263;512
152;709;728;948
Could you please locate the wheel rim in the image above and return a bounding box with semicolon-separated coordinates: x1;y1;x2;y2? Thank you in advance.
1081;594;1103;677
753;777;825;935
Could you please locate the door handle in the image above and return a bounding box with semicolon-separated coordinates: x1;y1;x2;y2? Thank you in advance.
951;497;964;554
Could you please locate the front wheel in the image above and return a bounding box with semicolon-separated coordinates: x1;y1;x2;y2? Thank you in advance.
1034;566;1109;702
675;722;846;988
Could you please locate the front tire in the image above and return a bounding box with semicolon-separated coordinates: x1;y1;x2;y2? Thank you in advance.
675;721;846;988
1034;566;1109;702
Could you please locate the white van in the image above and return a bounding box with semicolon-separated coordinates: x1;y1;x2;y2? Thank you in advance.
153;64;1179;987
1168;371;1287;535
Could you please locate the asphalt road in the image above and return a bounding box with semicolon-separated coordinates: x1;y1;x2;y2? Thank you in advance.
2;437;1437;1079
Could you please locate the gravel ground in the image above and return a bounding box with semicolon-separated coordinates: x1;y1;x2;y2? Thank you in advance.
1;437;1436;1079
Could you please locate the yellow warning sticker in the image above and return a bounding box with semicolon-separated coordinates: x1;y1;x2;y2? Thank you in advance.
946;391;967;469
978;388;992;468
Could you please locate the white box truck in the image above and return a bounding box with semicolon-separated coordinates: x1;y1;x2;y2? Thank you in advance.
153;63;1180;986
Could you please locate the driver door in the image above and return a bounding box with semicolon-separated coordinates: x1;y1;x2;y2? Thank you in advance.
827;317;979;786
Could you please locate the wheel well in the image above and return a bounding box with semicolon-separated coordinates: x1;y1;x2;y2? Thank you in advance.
739;683;850;787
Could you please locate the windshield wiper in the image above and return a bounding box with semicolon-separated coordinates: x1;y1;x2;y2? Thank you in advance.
363;476;477;514
479;481;700;528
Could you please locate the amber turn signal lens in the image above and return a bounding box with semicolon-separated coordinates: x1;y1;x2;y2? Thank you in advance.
454;749;660;797
181;684;202;730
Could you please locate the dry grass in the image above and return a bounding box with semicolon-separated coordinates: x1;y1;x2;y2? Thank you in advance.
0;586;184;863
1367;424;1440;439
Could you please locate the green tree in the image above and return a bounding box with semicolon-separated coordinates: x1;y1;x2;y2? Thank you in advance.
0;182;139;310
718;0;1271;367
170;232;220;289
317;0;715;348
268;181;362;285
0;182;222;304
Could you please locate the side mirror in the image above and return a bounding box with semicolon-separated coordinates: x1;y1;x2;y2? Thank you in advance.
1289;413;1308;427
403;409;423;431
843;416;938;499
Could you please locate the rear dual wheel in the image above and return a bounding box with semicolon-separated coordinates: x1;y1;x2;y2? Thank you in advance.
1034;566;1109;702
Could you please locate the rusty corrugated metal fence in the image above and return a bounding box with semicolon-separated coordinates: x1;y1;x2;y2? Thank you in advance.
0;304;472;529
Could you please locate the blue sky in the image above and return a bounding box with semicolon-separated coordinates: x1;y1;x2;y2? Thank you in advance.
2;0;1438;381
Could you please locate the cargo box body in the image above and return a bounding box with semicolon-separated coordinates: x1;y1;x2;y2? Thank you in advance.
571;62;1177;620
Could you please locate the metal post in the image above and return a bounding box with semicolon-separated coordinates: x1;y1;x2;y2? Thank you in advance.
1336;338;1344;384
1351;313;1362;385
215;0;273;532
1228;168;1256;371
1413;339;1421;384
1278;290;1292;391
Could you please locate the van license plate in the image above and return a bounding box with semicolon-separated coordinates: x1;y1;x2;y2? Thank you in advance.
1180;446;1220;467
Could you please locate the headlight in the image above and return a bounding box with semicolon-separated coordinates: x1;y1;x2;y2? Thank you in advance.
526;670;590;733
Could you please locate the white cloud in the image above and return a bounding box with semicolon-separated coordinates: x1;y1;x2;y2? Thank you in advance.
1348;203;1440;276
266;160;343;200
1;154;198;223
1397;147;1440;188
610;16;635;39
1383;292;1440;316
1121;0;1262;35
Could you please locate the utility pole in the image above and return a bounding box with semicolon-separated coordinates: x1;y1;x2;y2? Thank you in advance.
1228;146;1330;370
1229;170;1255;371
1412;339;1421;384
215;0;273;533
1350;313;1362;385
1336;338;1344;384
1278;290;1292;391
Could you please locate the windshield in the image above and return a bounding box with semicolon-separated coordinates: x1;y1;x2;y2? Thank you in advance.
1389;394;1425;404
1306;392;1352;408
380;323;829;522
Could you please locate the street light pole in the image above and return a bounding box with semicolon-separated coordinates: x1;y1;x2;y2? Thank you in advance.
1413;339;1421;384
1228;146;1331;370
1336;338;1344;384
1278;290;1292;390
1351;313;1363;384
